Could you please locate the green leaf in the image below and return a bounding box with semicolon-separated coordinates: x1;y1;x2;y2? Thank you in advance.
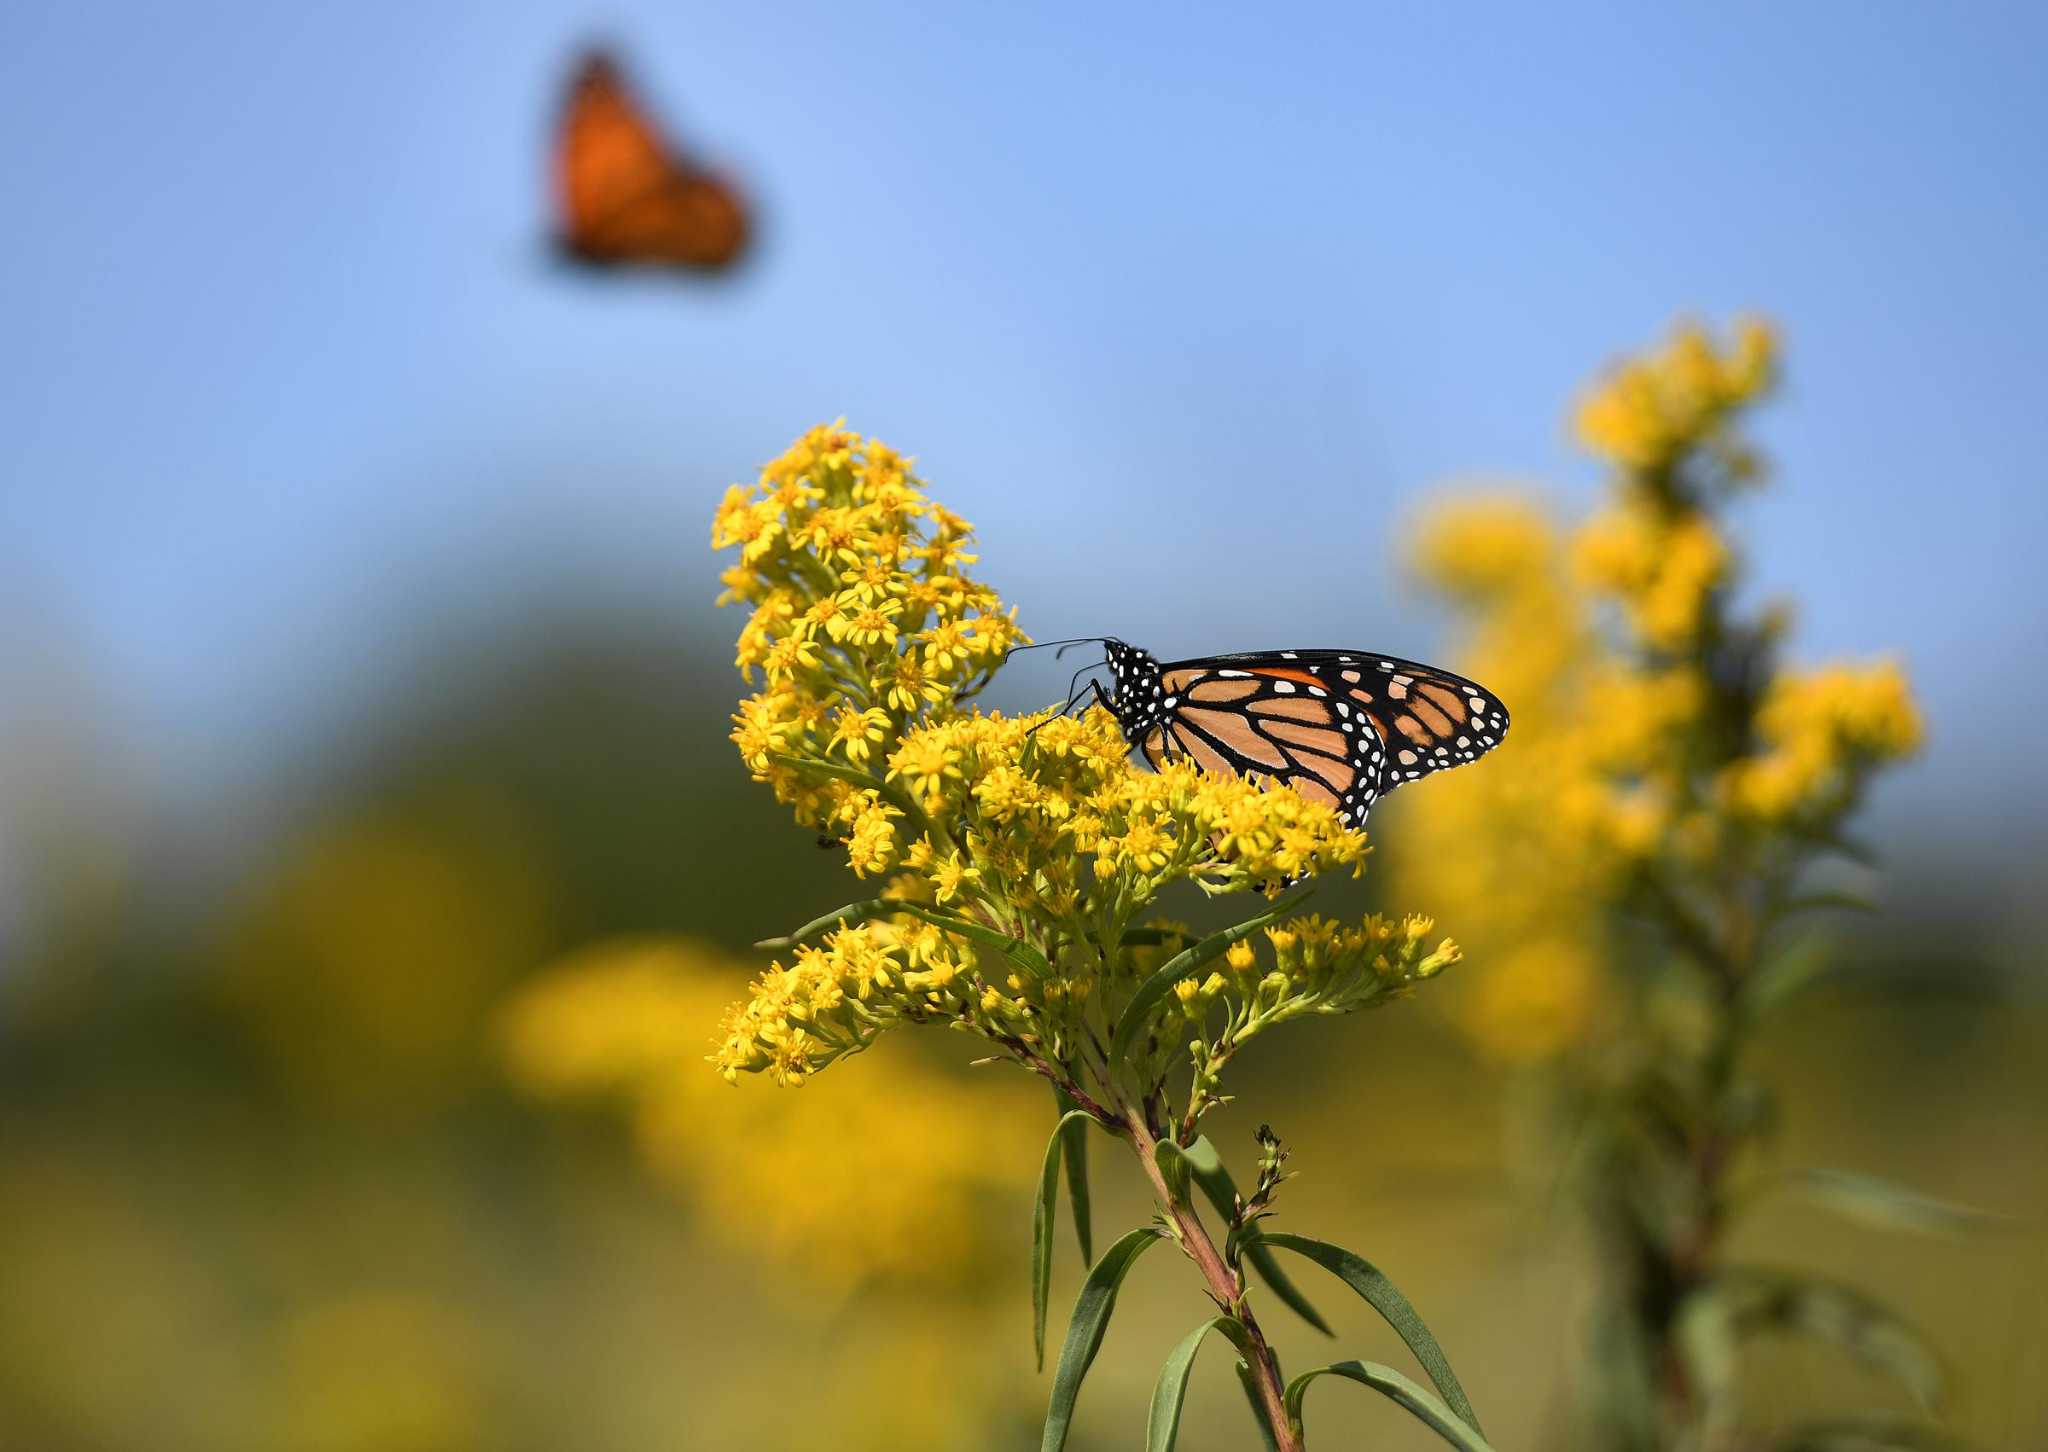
753;897;895;950
1111;883;1316;1064
1235;1361;1281;1452
1052;1085;1093;1262
769;752;930;829
1715;1266;1946;1412
1164;1137;1331;1336
1033;1110;1092;1369
1740;933;1843;1021
1040;1227;1166;1452
1773;889;1878;920
1738;1168;2023;1239
759;892;1057;982
1117;926;1199;948
1815;828;1881;867
1153;1140;1193;1203
896;903;1055;981
1771;1414;1981;1452
1675;1280;1740;1443
1145;1317;1244;1452
1260;1231;1482;1435
1284;1361;1496;1452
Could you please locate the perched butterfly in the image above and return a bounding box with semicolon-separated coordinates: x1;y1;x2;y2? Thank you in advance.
552;49;750;272
1032;639;1509;832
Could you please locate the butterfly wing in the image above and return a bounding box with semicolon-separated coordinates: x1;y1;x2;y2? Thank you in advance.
553;51;749;270
1153;650;1510;830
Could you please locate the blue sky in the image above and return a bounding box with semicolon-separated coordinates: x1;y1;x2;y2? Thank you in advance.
3;2;2044;880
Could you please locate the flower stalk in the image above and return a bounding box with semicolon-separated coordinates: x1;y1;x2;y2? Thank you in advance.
709;422;1486;1450
1403;320;1956;1451
1125;1109;1303;1452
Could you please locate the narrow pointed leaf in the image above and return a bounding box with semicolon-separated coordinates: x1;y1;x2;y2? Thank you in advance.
1676;1279;1741;1442
1165;1137;1331;1335
754;897;894;950
1145;1317;1243;1452
1260;1231;1481;1435
1741;934;1842;1021
1112;884;1316;1063
897;903;1054;980
1715;1266;1946;1412
770;752;930;829
1053;1085;1093;1261
1285;1361;1496;1452
1152;1143;1193;1209
1235;1361;1281;1452
1739;1167;2022;1239
1040;1227;1166;1452
1033;1110;1092;1369
1771;1414;1979;1452
1116;926;1198;948
1773;889;1878;920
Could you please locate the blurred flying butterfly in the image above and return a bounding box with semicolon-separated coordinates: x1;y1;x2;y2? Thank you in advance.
552;49;750;272
1024;639;1510;832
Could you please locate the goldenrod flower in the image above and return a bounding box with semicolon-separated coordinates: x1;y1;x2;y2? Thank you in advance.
829;705;891;765
1396;318;1921;1076
709;422;1458;1120
1721;659;1922;822
1574;316;1777;474
888;733;964;805
926;853;980;904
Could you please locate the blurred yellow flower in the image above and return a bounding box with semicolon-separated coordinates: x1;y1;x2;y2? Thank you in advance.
501;937;1034;1291
1574;315;1776;473
267;1293;484;1452
1721;659;1923;821
216;794;554;1110
1396;317;1918;1066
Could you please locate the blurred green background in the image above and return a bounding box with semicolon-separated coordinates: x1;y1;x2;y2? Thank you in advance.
3;5;2044;1449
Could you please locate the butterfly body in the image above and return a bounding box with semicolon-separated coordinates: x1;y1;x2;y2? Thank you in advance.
1096;639;1509;831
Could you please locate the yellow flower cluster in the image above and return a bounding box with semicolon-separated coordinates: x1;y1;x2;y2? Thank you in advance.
502;938;1033;1289
709;921;944;1086
712;423;1449;1118
1242;912;1461;1023
1395;319;1920;1063
1573;504;1729;653
716;421;1022;832
712;706;1374;1085
1574;316;1776;474
1395;498;1615;1061
1721;660;1923;822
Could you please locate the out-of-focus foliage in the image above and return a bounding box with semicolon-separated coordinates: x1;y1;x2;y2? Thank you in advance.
504;936;1037;1289
218;791;556;1113
0;354;2038;1452
1395;319;1962;1452
0;619;1055;1452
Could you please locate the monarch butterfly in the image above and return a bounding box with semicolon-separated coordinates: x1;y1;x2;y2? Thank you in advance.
1030;639;1510;832
552;49;750;272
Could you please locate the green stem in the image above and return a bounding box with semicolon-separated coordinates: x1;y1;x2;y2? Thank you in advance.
1126;1110;1305;1452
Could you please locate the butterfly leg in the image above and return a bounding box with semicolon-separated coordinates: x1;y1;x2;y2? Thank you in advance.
1025;679;1109;739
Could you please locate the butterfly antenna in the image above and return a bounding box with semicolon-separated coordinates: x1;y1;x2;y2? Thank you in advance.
1004;636;1105;663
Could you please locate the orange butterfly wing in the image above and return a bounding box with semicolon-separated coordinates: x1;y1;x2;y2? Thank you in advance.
554;52;749;271
1150;652;1511;830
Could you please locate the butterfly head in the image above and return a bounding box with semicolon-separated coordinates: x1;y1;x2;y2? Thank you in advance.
1100;638;1166;735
